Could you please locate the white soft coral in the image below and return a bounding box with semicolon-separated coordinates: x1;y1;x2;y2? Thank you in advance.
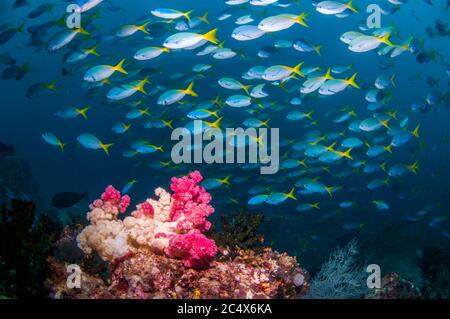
77;186;174;261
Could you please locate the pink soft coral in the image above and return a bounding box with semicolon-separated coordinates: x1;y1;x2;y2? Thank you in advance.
165;171;217;268
168;233;217;269
89;185;130;214
170;171;214;232
79;172;217;269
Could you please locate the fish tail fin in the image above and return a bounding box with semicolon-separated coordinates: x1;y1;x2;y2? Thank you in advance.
325;187;333;198
391;72;397;87
184;82;198;97
137;21;151;34
311;202;320;209
305;110;314;120
135;77;150;94
324;67;334;80
380;161;386;171
47;80;58;92
380;31;394;46
206;117;222;129
76;106;90;119
209;109;220;118
140;107;150;115
381;118;391;129
100;143;113;156
58;141;67;152
77;27;90;35
314;45;322;56
346;72;360;89
124;123;132;132
326;141;336;151
86;44;100;56
114;58;127;74
198;12;210;24
407;161;419;174
389;110;398;119
261;119;270;128
156;144;164;152
210;96;223;107
412;124;420;138
385;144;393;154
343;148;353;160
285;187;297;200
383;177;390;186
242;84;252;95
346;0;359;13
162;119;174;129
294;12;309;27
219;175;232;186
288;61;304;77
183;10;194;22
202;28;219;44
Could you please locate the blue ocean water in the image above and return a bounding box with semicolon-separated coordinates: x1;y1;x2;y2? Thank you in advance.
0;0;449;286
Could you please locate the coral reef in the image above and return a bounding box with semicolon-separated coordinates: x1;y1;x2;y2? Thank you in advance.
366;273;422;299
304;239;368;299
209;206;265;251
48;247;309;299
77;171;217;269
0;200;57;298
47;171;309;299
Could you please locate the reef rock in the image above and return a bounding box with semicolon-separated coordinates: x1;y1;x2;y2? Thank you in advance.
48;247;309;299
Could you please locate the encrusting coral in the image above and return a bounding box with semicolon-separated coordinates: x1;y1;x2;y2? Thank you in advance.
49;171;310;299
77;171;217;269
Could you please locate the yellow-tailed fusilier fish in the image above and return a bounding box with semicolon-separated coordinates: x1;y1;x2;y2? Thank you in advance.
106;77;150;100
116;22;150;37
42;132;67;152
258;13;308;32
232;25;266;41
163;29;219;49
77;133;113;155
318;73;360;95
48;28;89;51
262;62;304;81
55;106;90;119
218;77;252;93
315;1;358;15
65;45;99;64
134;47;170;60
348;33;394;53
112;122;132;135
151;8;193;21
84;58;127;82
157;82;198;105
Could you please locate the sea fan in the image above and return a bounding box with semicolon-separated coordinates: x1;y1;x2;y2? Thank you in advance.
305;239;368;299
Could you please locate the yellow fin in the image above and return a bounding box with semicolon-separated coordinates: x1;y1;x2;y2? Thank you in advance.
202;28;219;44
100;143;113;155
113;58;127;74
184;82;198;97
